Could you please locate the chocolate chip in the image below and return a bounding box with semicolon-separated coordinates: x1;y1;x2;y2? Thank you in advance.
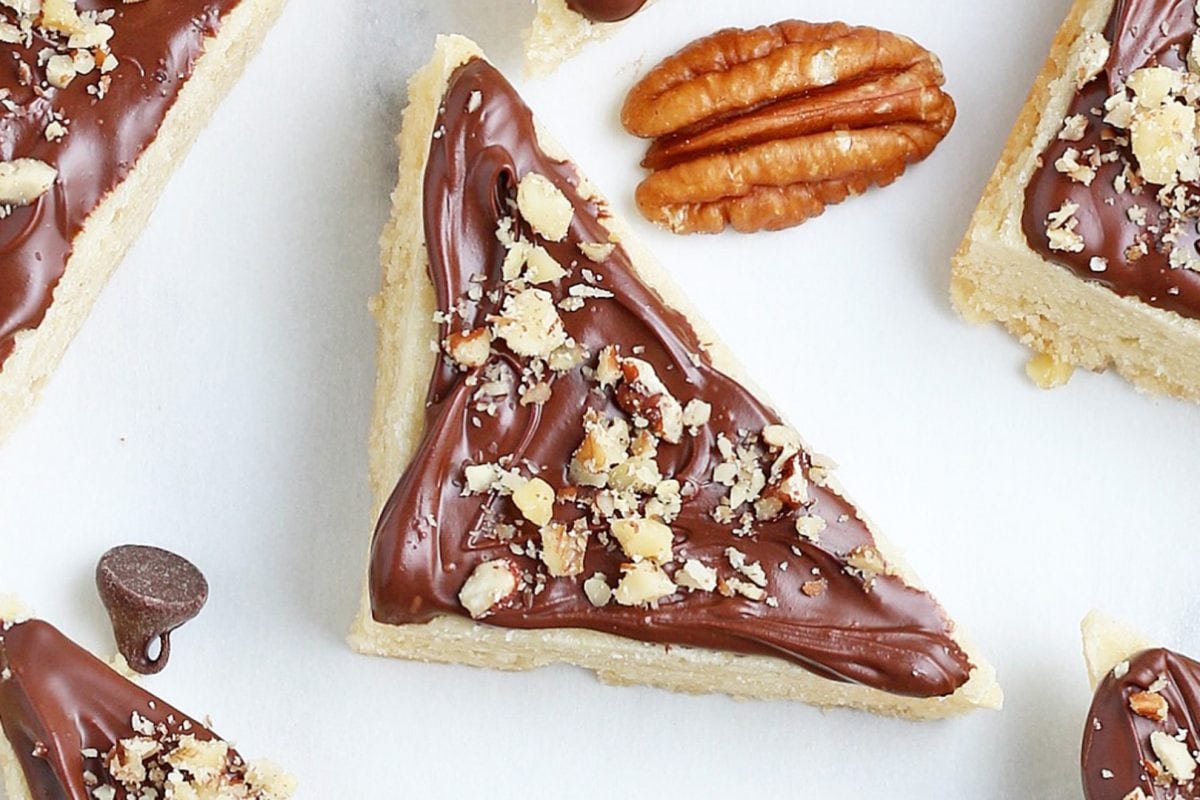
95;545;208;675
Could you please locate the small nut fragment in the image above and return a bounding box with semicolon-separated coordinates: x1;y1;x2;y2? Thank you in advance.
512;477;555;527
45;53;77;88
540;522;588;577
1150;730;1197;783
802;579;827;597
524;245;567;284
165;736;229;782
490;288;567;359
464;463;501;494
107;737;160;784
583;573;612;606
614;357;684;443
725;577;767;602
675;558;717;592
594;345;622;387
846;545;889;579
0;159;57;206
1129;690;1168;722
570;411;630;488
613;561;676;606
39;0;82;34
517;172;573;242
762;424;801;451
1130;100;1199;186
610;517;673;563
681;399;712;428
1128;67;1182;109
458;560;518;619
578;241;615;262
622;21;956;234
1025;352;1074;389
445;328;492;368
795;514;826;542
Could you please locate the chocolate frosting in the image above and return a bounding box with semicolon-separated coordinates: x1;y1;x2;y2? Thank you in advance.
0;619;215;800
1082;647;1200;799
0;0;241;369
368;58;974;698
565;0;648;23
1023;0;1200;320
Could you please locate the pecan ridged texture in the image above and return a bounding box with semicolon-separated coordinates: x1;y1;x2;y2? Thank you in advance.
621;21;957;234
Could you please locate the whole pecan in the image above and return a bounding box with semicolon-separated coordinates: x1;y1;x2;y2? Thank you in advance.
621;21;956;234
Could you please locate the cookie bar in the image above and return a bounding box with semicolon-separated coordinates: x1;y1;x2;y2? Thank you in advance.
0;599;294;799
1080;611;1200;799
349;34;1001;719
525;0;650;76
953;0;1200;400
0;0;286;442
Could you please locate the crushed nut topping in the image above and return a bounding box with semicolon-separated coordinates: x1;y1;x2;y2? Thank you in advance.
434;165;882;620
0;0;134;212
1042;17;1200;275
88;711;293;799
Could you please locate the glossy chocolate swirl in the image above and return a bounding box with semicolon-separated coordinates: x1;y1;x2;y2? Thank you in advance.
566;0;648;23
0;0;241;369
0;619;216;800
1082;647;1200;799
368;58;974;698
1023;0;1200;320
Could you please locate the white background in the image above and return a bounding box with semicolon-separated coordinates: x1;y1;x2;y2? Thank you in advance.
1;0;1198;797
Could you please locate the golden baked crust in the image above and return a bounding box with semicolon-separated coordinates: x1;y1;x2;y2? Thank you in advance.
1081;610;1156;691
524;0;649;76
349;34;1002;719
0;0;289;443
952;0;1200;401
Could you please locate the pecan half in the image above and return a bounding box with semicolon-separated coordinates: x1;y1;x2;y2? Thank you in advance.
621;21;956;234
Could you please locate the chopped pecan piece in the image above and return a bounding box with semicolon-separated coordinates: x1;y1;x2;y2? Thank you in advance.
1128;690;1168;721
621;21;955;233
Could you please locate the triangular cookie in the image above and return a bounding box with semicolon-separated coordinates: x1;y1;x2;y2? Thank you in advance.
0;0;285;442
524;0;651;76
0;602;293;799
350;35;1001;719
1080;613;1200;799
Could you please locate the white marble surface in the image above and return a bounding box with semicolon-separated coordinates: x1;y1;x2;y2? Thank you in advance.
1;0;1198;797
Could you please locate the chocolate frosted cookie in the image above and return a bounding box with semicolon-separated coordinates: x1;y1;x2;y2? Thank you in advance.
1081;611;1200;799
954;0;1200;400
0;0;287;442
348;34;1001;719
0;601;294;800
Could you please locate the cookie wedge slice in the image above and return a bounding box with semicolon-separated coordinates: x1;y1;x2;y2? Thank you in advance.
953;0;1200;400
1080;611;1200;799
0;0;287;442
0;600;294;799
349;34;1001;719
524;0;650;76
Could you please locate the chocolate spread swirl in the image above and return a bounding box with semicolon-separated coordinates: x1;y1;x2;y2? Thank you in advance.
368;58;974;698
1082;647;1200;799
0;0;241;369
0;619;215;799
1023;0;1200;320
565;0;648;23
